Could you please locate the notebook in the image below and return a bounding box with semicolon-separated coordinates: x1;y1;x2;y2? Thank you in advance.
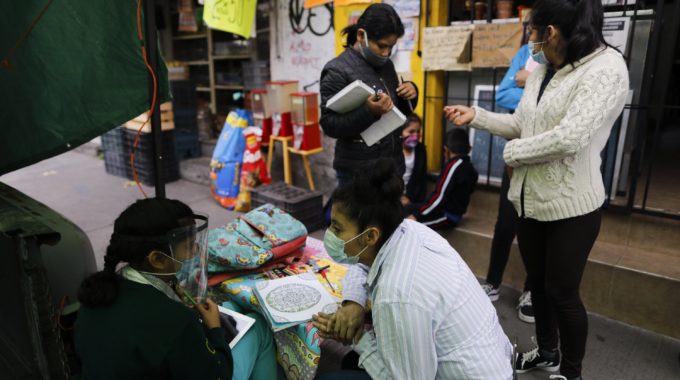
217;306;256;349
326;80;407;147
254;272;338;332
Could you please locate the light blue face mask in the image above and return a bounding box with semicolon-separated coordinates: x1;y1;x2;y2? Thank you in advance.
528;40;549;65
323;229;369;265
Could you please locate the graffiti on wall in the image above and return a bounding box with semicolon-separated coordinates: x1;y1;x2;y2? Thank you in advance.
271;0;336;91
288;0;334;36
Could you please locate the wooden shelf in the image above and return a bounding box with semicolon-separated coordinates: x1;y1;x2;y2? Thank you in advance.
212;54;252;61
173;33;207;40
184;60;209;66
196;86;211;92
214;84;245;91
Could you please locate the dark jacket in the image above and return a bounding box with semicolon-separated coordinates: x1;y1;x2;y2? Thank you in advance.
320;48;418;175
75;279;232;380
415;155;478;223
404;143;428;203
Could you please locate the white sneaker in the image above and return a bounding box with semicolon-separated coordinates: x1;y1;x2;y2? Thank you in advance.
482;284;500;302
517;291;535;323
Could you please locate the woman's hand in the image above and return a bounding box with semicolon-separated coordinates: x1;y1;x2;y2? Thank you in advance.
444;105;476;126
312;312;336;339
366;93;393;116
515;69;530;88
195;298;221;330
333;302;366;345
396;82;417;100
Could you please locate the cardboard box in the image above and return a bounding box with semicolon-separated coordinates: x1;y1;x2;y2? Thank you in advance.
472;23;523;68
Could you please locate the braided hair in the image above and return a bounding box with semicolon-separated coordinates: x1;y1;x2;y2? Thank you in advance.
77;198;194;308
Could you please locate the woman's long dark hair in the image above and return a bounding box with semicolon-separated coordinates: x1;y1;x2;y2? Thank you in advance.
333;159;404;246
531;0;615;66
77;198;194;308
342;3;404;47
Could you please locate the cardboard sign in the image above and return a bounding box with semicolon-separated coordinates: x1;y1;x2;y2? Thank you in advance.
203;0;257;38
472;23;523;68
422;25;473;71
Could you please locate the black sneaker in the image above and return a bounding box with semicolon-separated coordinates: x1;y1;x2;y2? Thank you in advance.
515;344;560;373
517;291;535;323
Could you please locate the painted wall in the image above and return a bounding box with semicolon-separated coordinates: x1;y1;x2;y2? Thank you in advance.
268;0;338;197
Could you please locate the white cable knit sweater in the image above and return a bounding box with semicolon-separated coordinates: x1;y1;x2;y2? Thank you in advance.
471;47;629;221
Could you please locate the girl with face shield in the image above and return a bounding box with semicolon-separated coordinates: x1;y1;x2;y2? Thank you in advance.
75;198;278;380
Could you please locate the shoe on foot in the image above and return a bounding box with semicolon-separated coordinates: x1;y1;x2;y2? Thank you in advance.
517;291;535;323
515;342;560;373
481;283;499;302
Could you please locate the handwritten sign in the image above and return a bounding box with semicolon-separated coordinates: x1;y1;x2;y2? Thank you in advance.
384;0;421;18
472;23;523;68
422;26;473;71
203;0;257;38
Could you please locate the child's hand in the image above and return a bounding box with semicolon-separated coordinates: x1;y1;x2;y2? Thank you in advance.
195;299;221;330
312;312;336;339
400;195;411;206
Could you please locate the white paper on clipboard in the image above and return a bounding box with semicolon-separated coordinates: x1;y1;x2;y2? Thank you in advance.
218;306;256;349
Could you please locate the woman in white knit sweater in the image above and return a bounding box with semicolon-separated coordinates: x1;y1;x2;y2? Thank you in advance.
444;1;628;379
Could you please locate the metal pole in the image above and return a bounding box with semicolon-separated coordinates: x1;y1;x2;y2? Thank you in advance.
143;0;165;198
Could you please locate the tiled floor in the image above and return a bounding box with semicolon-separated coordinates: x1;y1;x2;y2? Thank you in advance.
2;150;679;379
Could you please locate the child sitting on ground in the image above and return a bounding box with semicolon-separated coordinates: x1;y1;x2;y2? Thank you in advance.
405;128;478;230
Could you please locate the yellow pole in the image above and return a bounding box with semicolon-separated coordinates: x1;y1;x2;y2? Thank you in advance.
422;0;449;173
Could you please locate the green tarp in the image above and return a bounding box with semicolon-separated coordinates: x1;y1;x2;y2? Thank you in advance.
0;1;170;175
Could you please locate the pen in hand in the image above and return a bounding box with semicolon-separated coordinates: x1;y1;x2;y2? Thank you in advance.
401;76;414;112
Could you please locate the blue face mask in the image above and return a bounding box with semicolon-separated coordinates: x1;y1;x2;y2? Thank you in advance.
528;40;549;65
323;229;369;265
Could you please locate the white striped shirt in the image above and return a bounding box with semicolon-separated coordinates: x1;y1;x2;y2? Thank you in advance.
352;219;513;379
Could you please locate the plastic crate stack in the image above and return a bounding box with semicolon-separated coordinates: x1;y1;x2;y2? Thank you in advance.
101;126;180;186
171;81;201;160
251;182;324;232
122;128;180;186
101;128;130;178
242;60;270;91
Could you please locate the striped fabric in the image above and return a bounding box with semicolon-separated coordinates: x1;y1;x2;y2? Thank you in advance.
352;219;513;379
342;263;370;308
420;158;463;216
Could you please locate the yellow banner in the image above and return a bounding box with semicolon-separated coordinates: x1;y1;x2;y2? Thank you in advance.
304;0;332;8
203;0;257;38
335;0;373;6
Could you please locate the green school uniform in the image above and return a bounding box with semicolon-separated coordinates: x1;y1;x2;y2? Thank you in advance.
75;279;232;380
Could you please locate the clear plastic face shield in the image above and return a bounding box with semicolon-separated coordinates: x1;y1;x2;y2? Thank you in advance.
158;214;209;306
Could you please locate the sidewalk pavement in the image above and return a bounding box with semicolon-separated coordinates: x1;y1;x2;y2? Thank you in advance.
2;150;678;380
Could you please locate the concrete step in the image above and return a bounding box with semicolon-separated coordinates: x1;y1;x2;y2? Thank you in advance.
179;157;211;186
441;188;680;339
